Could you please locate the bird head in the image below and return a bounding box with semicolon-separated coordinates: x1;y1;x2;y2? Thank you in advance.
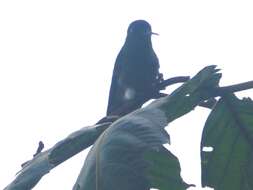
127;20;158;39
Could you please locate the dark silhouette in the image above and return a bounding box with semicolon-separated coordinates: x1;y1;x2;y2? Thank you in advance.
33;141;44;157
20;141;45;168
106;20;164;116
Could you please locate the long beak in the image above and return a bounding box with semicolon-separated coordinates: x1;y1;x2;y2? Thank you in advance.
151;32;159;36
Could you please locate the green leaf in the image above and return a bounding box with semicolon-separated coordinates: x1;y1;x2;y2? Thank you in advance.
201;94;253;190
73;112;192;190
157;65;221;122
145;146;194;190
73;111;173;190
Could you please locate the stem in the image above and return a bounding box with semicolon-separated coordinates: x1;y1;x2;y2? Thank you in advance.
198;81;253;109
214;81;253;96
157;76;190;90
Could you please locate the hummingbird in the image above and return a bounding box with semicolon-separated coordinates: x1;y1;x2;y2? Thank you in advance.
106;20;163;116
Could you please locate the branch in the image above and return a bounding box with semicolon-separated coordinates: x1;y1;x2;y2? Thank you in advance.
157;76;190;90
214;81;253;96
4;122;112;190
197;81;253;109
101;79;253;117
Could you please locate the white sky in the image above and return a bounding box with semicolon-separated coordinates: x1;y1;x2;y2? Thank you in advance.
0;1;253;189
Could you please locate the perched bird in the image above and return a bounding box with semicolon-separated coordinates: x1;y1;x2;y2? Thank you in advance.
106;20;163;116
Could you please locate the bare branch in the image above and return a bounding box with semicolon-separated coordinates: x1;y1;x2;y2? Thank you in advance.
214;81;253;96
198;81;253;109
157;76;190;90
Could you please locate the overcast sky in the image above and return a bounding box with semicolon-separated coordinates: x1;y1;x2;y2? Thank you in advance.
0;1;253;189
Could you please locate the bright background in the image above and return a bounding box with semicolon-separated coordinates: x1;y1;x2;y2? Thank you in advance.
0;1;253;189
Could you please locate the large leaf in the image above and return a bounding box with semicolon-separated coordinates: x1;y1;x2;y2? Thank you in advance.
201;94;253;189
145;146;194;190
73;110;190;190
73;66;221;190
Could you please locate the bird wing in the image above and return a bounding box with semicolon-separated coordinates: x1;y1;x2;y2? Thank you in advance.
106;50;125;116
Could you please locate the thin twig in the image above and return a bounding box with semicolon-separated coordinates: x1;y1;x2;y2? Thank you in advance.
33;141;44;157
157;76;190;90
214;81;253;96
198;81;253;109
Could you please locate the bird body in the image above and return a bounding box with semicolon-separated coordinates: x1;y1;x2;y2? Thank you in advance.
106;20;162;116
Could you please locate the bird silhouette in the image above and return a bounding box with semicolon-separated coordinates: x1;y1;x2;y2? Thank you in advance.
106;20;163;116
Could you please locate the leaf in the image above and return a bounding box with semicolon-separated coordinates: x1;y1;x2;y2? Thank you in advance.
145;146;195;190
73;110;188;190
156;65;221;122
201;94;253;190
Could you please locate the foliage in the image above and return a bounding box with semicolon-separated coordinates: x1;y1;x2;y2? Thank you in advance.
73;65;220;190
4;66;253;190
201;94;253;190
